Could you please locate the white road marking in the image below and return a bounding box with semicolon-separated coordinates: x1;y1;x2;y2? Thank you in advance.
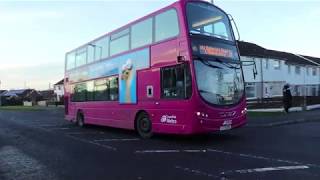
176;165;310;179
49;127;71;130
184;149;207;153
135;149;207;154
94;138;140;142
135;150;180;153
233;165;309;174
207;148;309;166
175;166;219;179
208;148;320;171
67;132;105;135
0;146;57;180
66;135;117;151
28;124;61;127
38;124;67;127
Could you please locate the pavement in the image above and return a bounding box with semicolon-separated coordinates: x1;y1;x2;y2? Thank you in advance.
248;109;320;127
0;108;320;180
248;104;320;112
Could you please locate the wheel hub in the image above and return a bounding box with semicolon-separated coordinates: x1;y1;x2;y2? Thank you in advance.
140;118;149;132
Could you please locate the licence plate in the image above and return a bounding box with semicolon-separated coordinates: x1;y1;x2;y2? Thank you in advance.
220;125;232;131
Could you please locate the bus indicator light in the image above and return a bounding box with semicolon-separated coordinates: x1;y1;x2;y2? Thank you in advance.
241;108;247;115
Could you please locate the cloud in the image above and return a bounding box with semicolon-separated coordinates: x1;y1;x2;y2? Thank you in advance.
0;10;63;24
0;63;34;70
0;62;64;90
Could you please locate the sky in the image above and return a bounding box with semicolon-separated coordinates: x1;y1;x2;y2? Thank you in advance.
0;0;319;90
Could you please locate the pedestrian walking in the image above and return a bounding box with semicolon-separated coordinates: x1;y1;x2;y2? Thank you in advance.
283;84;292;113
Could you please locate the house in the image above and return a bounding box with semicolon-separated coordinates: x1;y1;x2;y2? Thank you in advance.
238;41;320;99
39;90;55;101
0;90;7;95
1;89;41;105
0;90;8;106
54;79;64;102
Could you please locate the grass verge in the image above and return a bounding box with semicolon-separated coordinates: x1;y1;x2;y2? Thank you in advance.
0;106;44;111
247;111;284;118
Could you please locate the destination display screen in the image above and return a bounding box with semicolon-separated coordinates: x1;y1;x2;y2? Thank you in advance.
199;45;234;58
191;36;239;60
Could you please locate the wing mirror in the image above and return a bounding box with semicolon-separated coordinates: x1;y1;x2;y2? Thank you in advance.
241;60;258;79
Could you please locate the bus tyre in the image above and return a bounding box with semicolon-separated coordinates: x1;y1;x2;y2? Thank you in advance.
136;112;153;139
76;112;85;127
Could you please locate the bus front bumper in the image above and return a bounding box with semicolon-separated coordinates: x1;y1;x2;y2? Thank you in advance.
194;114;247;133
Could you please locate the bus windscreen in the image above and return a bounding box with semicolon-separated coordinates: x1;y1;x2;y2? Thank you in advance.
187;2;234;42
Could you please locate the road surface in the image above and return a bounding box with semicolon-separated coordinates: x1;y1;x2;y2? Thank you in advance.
0;108;319;180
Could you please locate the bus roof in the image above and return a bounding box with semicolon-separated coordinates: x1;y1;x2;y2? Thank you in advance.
66;0;184;54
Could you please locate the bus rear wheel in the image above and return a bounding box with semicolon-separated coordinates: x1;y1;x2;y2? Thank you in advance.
136;112;153;139
76;112;85;127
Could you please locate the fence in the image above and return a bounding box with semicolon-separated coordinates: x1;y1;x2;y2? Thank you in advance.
247;96;320;109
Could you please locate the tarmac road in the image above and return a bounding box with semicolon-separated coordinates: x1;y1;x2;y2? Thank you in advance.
0;108;320;180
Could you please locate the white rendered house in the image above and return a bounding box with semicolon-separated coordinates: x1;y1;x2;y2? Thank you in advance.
238;41;320;99
54;79;64;102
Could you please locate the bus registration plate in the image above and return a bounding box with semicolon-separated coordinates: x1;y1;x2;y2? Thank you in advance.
219;120;232;131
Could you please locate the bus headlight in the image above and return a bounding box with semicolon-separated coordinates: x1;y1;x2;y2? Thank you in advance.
241;108;247;115
196;112;208;118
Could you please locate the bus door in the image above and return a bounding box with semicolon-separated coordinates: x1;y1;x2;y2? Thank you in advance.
157;63;192;126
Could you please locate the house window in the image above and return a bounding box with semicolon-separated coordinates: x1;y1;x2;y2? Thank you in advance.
306;67;310;76
295;66;301;75
265;59;269;69
312;87;316;96
245;83;256;98
294;86;300;96
288;65;291;74
273;60;280;70
312;68;317;76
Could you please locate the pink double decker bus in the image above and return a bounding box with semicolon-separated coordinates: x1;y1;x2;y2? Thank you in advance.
64;0;247;138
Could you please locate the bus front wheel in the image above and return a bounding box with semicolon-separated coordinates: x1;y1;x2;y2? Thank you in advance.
136;112;153;139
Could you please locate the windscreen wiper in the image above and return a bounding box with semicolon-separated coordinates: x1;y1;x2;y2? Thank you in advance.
194;55;241;70
190;29;201;34
199;89;213;94
214;57;240;69
193;55;221;69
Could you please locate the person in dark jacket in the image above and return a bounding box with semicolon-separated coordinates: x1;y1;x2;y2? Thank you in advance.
283;84;292;113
